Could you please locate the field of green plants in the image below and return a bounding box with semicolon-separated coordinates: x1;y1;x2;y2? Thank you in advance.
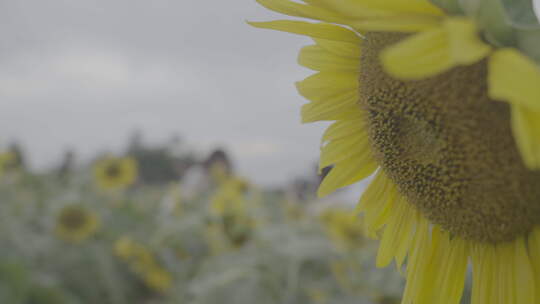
0;149;403;304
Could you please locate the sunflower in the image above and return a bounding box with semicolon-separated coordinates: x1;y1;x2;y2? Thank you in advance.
55;205;99;242
252;1;540;303
0;152;18;177
210;177;250;216
94;156;138;190
209;177;256;248
113;237;172;293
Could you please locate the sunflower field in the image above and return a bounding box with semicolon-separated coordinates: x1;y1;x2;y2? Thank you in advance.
0;150;404;304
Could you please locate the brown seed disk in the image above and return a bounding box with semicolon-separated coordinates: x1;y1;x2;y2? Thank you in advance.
60;208;88;229
360;32;540;243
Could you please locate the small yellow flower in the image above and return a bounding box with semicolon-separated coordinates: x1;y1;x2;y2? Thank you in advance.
55;205;99;243
94;156;137;190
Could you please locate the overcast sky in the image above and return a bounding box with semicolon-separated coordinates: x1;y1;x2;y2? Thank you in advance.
0;0;332;186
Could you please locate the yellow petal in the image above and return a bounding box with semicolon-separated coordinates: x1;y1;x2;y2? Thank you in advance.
358;171;399;238
489;48;540;111
510;105;540;169
513;237;535;304
248;20;361;43
415;226;445;304
353;0;442;15
296;71;358;102
528;228;540;302
256;0;350;24
322;116;366;143
301;90;360;122
401;216;430;304
351;15;442;32
320;130;369;168
317;153;377;197
392;202;415;271
436;235;468;304
381;17;490;79
302;0;395;18
313;38;361;59
298;45;360;71
303;0;442;18
444;18;491;65
471;244;496;304
376;196;410;268
363;185;396;236
356;170;387;214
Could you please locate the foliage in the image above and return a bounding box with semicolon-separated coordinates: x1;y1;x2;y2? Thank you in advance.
0;168;403;304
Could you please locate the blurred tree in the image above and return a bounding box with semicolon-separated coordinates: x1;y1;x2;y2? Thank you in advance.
57;149;76;180
126;132;196;185
127;129;144;155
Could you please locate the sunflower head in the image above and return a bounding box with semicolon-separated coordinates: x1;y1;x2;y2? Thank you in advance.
94;156;138;190
55;205;99;243
252;0;540;303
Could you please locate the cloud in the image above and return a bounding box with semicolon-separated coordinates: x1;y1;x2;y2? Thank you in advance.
0;0;323;186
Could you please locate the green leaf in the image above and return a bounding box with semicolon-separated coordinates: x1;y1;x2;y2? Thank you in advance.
501;0;540;28
516;28;540;62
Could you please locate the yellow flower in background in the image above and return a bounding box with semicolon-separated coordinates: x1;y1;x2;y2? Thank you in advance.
209;161;230;184
94;156;137;190
210;177;250;216
114;237;135;259
114;237;154;271
306;288;328;303
55;205;99;243
113;237;172;293
252;0;540;303
143;268;172;293
0;152;18;177
204;222;231;254
207;176;257;249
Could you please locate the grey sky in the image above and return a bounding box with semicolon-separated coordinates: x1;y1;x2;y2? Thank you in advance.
0;0;330;186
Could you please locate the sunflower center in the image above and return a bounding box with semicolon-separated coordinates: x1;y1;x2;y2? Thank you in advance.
59;209;88;230
360;33;540;243
105;164;121;178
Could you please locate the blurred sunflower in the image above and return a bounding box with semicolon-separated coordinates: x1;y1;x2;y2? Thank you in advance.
94;156;138;190
210;177;250;216
252;0;540;303
113;237;172;293
0;152;18;177
208;178;257;249
143;268;172;293
55;205;99;243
